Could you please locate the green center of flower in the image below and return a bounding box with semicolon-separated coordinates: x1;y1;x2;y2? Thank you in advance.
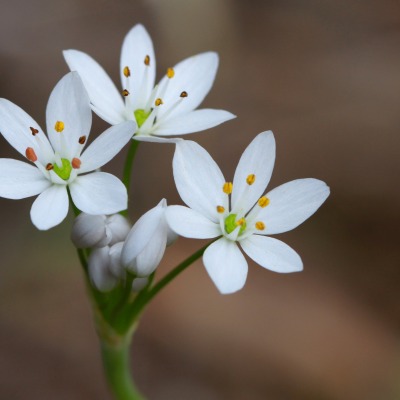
224;214;247;235
134;109;151;128
53;158;72;180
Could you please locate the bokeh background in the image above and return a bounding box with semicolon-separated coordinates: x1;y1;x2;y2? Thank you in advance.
1;0;400;399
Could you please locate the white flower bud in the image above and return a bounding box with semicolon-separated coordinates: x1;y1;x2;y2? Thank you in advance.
108;242;125;279
121;199;171;277
132;277;149;292
88;247;118;292
71;213;131;249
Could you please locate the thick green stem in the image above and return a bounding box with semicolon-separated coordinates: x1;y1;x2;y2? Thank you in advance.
101;336;145;400
121;140;140;217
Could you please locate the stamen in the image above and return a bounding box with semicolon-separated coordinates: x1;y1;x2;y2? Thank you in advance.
255;221;265;231
180;91;188;98
30;127;39;136
216;205;225;213
123;66;131;77
223;182;233;194
122;89;130;97
54;121;65;133
258;196;270;208
78;136;86;145
155;98;163;106
246;174;256;185
236;218;245;226
46;163;54;171
71;158;81;169
167;67;175;78
25;147;37;162
144;55;150;66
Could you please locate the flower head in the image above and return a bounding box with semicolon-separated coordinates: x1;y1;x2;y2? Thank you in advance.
0;72;136;230
63;24;235;142
166;131;330;294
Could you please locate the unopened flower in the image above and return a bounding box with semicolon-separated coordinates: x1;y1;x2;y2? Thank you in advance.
0;72;136;230
88;246;119;292
63;24;235;142
121;199;176;277
166;131;330;294
71;213;131;248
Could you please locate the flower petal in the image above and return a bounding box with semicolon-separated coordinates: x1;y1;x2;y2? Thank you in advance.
240;235;303;273
88;247;118;292
231;131;276;216
46;72;92;158
30;184;69;230
203;238;248;294
166;205;221;239
0;99;52;164
63;50;125;125
120;24;156;110
71;213;108;248
69;172;127;215
153;109;235;136
155;52;219;121
255;178;330;234
121;199;166;268
0;159;51;199
173;140;227;222
79;121;136;173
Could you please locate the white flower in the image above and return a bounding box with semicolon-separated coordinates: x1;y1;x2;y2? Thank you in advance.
166;131;330;294
88;246;119;292
0;72;136;230
71;213;131;248
63;24;235;142
121;199;176;277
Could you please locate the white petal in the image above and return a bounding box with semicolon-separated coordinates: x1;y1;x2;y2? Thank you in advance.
153;109;235;136
256;178;330;234
166;205;221;239
46;72;92;158
231;131;276;216
134;223;167;276
155;52;219;121
69;172;127;215
240;235;303;273
79;121;136;173
88;247;118;292
120;24;156;110
63;50;125;125
121;199;165;267
71;213;108;248
0;99;52;164
0;159;50;199
30;184;69;230
173;140;227;222
203;238;248;294
109;242;125;279
134;135;183;144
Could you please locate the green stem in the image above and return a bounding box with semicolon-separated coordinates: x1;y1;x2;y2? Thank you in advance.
101;337;145;400
121;140;140;217
129;242;211;321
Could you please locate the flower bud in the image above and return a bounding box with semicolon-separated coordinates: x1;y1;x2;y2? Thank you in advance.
108;242;125;279
132;277;149;292
88;247;118;292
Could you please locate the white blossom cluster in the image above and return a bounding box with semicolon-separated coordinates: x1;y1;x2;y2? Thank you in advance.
0;24;330;294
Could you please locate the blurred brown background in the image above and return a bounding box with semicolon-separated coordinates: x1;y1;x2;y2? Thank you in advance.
1;0;400;399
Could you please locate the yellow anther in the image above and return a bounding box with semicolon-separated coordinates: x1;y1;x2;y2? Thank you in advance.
216;205;225;213
78;135;86;145
155;98;163;106
223;182;233;194
180;91;188;98
123;66;131;77
258;196;270;208
236;218;246;226
25;147;37;162
144;55;150;66
122;89;130;97
30;127;39;136
167;67;175;78
46;163;54;171
72;158;81;169
255;221;265;231
246;174;256;185
54;121;65;133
